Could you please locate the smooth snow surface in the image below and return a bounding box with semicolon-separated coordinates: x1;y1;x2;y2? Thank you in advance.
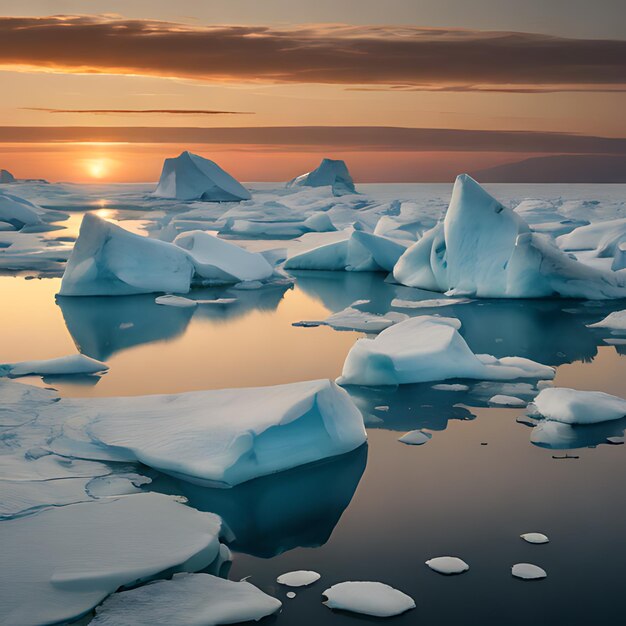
533;387;626;424
398;430;432;445
393;174;626;299
287;158;355;195
174;230;273;284
512;563;547;580
276;570;321;587
50;379;367;487
425;556;470;575
154;151;251;201
0;493;225;626
521;533;549;544
587;310;626;330
91;573;281;626
2;354;108;377
323;581;416;617
338;316;555;386
59;214;194;296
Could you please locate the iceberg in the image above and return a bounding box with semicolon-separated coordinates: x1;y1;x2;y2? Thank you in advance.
287;158;356;195
557;218;626;258
59;214;195;296
0;493;227;626
532;387;626;424
50;379;367;487
174;230;274;284
338;316;555;386
587;309;626;330
91;573;281;626
154;151;251;201
1;354;108;378
393;174;626;299
322;581;415;617
285;229;406;272
0;168;16;183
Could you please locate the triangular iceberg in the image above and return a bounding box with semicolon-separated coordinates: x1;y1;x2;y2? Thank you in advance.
154;151;251;202
287;158;356;195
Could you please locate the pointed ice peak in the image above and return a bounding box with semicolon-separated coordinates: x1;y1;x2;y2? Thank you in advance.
287;158;355;195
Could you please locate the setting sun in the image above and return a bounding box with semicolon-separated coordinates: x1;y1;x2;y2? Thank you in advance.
85;158;108;179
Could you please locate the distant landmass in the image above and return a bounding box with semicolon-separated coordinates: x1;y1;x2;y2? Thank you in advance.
473;155;626;183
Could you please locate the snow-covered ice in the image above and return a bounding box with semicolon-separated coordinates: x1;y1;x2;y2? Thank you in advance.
338;316;555;386
587;310;626;330
533;387;626;424
1;353;108;377
155;294;198;308
154;151;251;201
277;570;321;587
90;573;281;626
287;158;356;195
488;394;526;407
398;430;432;445
322;581;416;617
425;556;470;575
521;533;549;544
297;307;407;333
391;297;472;309
512;563;547;580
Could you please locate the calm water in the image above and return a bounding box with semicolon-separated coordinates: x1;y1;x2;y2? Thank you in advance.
2;265;626;625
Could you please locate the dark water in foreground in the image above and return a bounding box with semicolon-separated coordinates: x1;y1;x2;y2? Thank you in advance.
1;271;625;626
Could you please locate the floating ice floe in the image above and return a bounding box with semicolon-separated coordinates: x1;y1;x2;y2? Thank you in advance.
59;214;195;296
488;394;526;407
1;353;108;377
49;379;367;487
287;158;356;195
532;387;626;424
296;307;407;333
322;581;416;617
174;230;274;284
337;316;555;386
90;573;281;626
154;151;251;201
0;190;43;229
393;174;626;299
432;383;470;391
398;430;432;445
587;309;626;330
155;294;198;308
391;297;472;309
425;556;470;575
285;229;406;273
287;591;297;599
512;563;547;580
0;493;227;626
277;570;321;587
521;533;549;544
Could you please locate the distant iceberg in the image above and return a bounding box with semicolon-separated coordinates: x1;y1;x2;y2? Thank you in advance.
337;315;555;386
0;168;16;183
154;151;251;201
287;158;356;195
393;174;626;299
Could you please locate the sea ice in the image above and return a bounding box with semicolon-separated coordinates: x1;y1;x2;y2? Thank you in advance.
520;533;549;544
557;218;626;258
0;493;226;626
391;297;472;308
0;190;43;229
50;379;367;487
322;581;415;617
90;573;281;626
154;151;251;201
398;430;432;445
488;395;526;407
393;174;626;299
432;383;470;391
155;294;198;308
587;309;626;330
337;316;555;386
425;556;470;575
287;158;356;195
277;570;321;587
298;307;407;333
174;230;274;284
59;214;195;296
512;563;547;580
533;387;626;424
1;353;108;377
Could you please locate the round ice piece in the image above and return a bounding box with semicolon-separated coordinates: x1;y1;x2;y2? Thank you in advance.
399;430;432;445
520;533;549;544
286;592;296;599
277;570;321;587
425;556;470;575
322;581;415;617
512;563;547;580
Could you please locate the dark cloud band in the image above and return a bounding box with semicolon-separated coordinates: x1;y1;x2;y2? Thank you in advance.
22;108;253;115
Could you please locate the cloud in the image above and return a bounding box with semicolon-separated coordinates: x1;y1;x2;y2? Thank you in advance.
0;16;625;91
23;108;253;115
1;125;625;154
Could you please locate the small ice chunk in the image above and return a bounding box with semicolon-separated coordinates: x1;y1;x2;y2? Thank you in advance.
391;297;472;308
607;436;625;445
3;354;108;377
322;581;415;617
286;591;297;599
155;294;198;308
299;307;407;333
587;310;626;330
533;387;626;424
277;570;321;587
512;563;547;580
91;573;281;626
425;556;470;575
520;533;549;544
488;395;526;407
399;430;432;446
432;383;470;391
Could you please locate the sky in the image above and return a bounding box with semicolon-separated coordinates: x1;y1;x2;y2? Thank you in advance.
0;0;625;182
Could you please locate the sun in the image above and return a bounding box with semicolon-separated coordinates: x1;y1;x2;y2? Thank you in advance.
85;158;108;179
